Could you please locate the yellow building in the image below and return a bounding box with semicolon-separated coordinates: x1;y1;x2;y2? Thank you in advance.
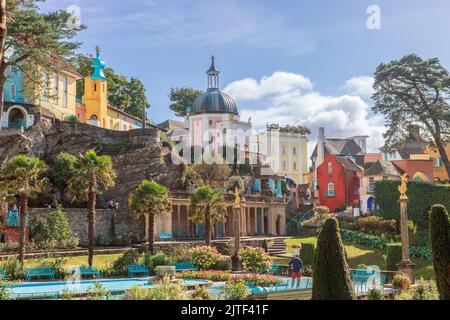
252;124;309;186
411;144;449;182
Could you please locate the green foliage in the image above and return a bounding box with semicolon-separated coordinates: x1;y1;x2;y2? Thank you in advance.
349;216;397;235
126;277;188;300
48;153;76;201
392;273;411;291
112;249;140;275
175;270;231;282
37;257;68;279
0;257;24;280
261;239;269;253
164;244;193;263
128;180;171;216
221;280;250;300
0;282;9;300
386;243;402;271
190;246;222;270
374;180;450;227
368;288;384;300
86;282;111;300
31;206;79;249
312;218;356;300
238;247;272;273
372;54;450;174
66;115;80;123
169;87;203;117
143;251;167;273
210;256;232;271
300;242;315;266
191;285;214;300
302;265;313;277
429;205;450;300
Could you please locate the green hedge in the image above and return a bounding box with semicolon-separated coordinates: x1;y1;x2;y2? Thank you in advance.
386;243;402;271
338;229;432;261
374;180;450;226
300;243;315;266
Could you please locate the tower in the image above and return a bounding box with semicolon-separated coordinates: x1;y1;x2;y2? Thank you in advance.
83;46;108;128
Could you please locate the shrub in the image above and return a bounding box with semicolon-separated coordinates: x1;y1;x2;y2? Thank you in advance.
232;274;278;287
221;281;250;300
86;283;111;300
302;265;313;277
238;247;272;273
0;282;9;300
312;218;356;300
300;243;315;266
0;257;24;280
112;249;140;275
385;243;402;271
191;285;214;300
143;251;167;273
414;280;440;300
261;239;269;253
368;288;384;300
126;277;188;300
191;246;222;270
314;206;330;215
66;115;80;123
31;206;79;249
175;270;231;282
352;216;397;235
215;241;234;256
429;204;450;300
391;273;411;291
210;256;232;271
164;244;193;263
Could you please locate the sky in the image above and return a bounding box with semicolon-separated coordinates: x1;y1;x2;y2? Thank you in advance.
40;0;450;154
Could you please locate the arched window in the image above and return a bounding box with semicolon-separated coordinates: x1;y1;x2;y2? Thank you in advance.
328;162;333;175
10;83;16;102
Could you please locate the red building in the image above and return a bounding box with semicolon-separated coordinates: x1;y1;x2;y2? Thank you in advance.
317;155;363;212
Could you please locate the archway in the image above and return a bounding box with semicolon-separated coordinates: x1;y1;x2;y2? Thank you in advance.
275;215;282;236
367;196;375;214
7;107;27;128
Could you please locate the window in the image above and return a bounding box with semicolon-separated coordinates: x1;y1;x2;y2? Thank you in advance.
10;83;16;102
62;76;67;107
282;161;287;170
209;120;213;125
293;161;297;170
293;147;297;155
94;83;97;92
328;162;333;175
53;73;59;104
368;177;375;192
383;176;389;180
43;71;49;101
327;182;335;197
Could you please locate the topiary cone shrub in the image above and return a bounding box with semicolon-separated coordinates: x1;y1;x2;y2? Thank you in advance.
385;243;402;271
429;205;450;300
312;218;356;300
300;243;315;266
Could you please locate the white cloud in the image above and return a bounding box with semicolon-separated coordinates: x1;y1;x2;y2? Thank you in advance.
342;76;375;97
223;72;385;155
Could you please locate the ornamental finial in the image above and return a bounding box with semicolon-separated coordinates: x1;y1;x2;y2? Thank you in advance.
96;45;101;53
398;173;408;198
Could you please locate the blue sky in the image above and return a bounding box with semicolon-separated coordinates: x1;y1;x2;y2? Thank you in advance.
40;0;450;151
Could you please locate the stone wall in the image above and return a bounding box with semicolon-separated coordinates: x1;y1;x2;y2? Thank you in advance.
29;208;136;244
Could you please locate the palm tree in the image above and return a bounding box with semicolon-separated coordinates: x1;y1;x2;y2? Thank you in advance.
128;180;172;254
0;155;47;264
189;186;226;246
66;150;116;266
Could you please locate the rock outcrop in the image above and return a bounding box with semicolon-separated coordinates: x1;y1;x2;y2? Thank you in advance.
0;119;185;207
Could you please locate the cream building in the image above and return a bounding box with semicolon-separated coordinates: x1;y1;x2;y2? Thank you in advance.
252;124;309;186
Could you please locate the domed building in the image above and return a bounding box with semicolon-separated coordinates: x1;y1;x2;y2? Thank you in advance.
187;56;252;151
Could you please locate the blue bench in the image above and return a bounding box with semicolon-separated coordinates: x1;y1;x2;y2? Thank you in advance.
25;267;55;282
0;267;5;281
78;266;101;278
168;262;198;271
159;231;173;241
128;264;149;277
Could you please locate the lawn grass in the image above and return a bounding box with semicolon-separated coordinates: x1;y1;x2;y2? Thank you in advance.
24;254;122;269
277;237;434;280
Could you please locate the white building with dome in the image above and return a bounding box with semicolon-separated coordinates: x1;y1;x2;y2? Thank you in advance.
186;56;252;156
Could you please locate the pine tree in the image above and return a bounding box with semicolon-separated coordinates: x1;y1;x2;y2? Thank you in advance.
429;205;450;300
312;217;356;300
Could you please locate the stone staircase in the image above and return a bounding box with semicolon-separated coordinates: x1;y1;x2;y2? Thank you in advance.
269;237;289;256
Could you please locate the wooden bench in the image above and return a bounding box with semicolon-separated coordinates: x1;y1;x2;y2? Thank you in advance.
25;267;55;282
168;262;198;272
128;264;149;277
78;266;101;278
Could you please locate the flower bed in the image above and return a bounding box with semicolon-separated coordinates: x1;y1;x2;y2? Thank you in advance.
175;270;232;282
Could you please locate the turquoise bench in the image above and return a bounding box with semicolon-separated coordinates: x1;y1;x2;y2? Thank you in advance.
168;262;198;271
269;263;281;275
25;267;55;282
0;267;5;281
159;231;173;241
128;264;149;277
78;266;101;278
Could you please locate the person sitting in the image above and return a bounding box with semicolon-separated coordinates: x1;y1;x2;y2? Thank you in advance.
107;200;115;210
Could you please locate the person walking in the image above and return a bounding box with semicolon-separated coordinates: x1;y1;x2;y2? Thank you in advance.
288;254;303;288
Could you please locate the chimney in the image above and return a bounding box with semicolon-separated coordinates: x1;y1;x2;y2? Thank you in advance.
408;125;421;140
317;127;325;166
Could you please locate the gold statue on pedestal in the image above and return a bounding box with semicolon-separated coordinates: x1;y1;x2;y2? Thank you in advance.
234;187;241;209
398;173;408;198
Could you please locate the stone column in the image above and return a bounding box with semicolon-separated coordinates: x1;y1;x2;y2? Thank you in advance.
232;206;242;271
254;208;258;235
261;207;265;235
397;194;416;282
